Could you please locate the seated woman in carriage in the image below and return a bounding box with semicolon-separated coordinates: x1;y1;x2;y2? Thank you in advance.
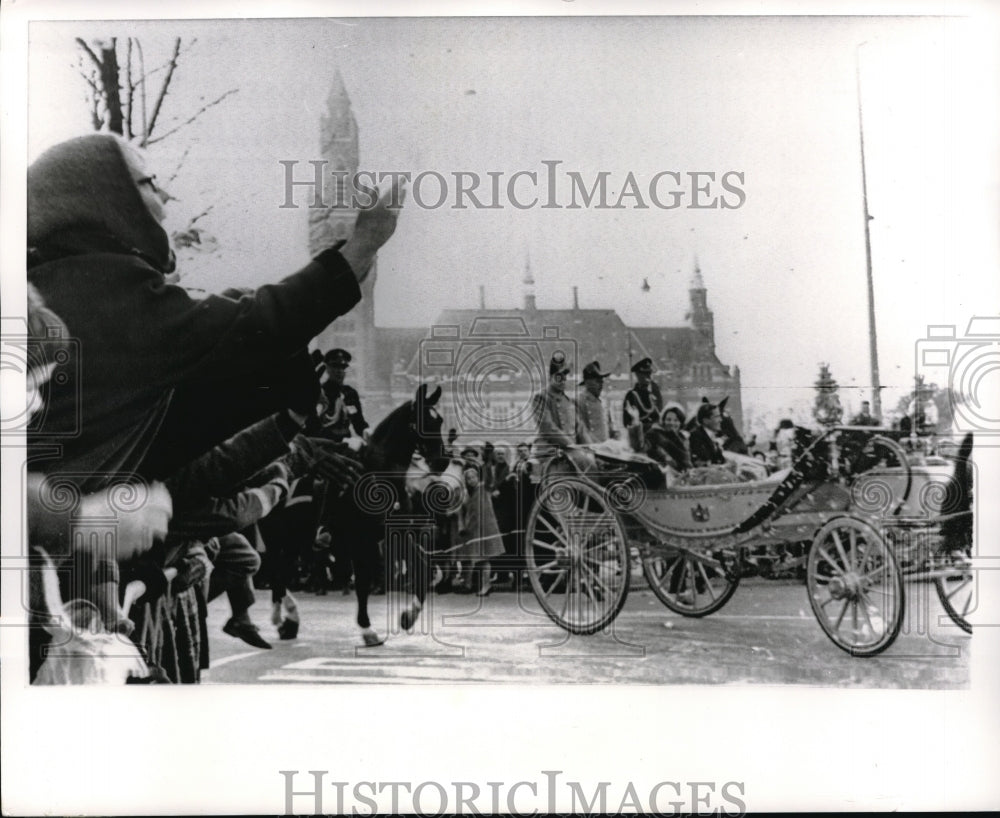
648;399;766;485
645;403;692;473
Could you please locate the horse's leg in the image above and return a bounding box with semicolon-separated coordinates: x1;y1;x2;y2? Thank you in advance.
351;519;384;646
400;530;429;631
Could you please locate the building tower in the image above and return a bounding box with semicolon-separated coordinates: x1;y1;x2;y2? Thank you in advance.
686;258;715;356
310;71;379;395
522;252;536;311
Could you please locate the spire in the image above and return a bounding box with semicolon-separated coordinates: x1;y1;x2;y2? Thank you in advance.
690;255;705;290
321;69;357;147
686;257;714;352
326;69;351;108
523;250;536;311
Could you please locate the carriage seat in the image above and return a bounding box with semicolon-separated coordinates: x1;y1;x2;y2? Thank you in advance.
569;440;668;490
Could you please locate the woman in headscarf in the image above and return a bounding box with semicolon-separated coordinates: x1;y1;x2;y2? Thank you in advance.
27;133;403;488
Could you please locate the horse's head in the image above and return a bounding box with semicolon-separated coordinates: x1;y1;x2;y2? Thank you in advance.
411;384;446;465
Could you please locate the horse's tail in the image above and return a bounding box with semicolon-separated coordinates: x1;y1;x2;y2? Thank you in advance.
940;432;973;551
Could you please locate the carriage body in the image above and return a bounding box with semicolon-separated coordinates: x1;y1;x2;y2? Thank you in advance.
525;427;973;655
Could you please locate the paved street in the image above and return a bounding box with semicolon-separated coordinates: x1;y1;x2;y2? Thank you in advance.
202;576;970;687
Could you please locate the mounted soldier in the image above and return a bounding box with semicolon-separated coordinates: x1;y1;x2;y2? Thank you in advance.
316;348;369;444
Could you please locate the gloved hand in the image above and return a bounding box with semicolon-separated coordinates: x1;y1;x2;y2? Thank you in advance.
288;435;363;493
170;544;211;591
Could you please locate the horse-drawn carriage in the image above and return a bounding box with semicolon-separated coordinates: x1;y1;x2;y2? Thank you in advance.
524;426;974;656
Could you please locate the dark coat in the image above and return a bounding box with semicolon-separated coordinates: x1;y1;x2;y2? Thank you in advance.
623;381;663;429
26;135;361;490
689;425;727;466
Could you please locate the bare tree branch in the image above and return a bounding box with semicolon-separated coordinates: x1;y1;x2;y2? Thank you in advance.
146;88;238;145
187;205;214;227
146;37;181;141
136;39;148;140
140;36;199;85
75;38;103;70
79;70;103;131
165;144;193;185
124;38;134;139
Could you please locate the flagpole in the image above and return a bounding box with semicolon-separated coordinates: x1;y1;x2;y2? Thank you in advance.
857;42;882;422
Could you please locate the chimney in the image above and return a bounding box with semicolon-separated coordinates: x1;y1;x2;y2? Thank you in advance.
572;286;579;310
480;285;486;310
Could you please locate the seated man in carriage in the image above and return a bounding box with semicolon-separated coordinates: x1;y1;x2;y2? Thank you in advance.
689;401;728;467
530;352;595;473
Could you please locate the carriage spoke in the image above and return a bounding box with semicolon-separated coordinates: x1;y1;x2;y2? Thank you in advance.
538;517;573;551
830;530;852;573
581;531;616;556
695;560;718;601
543;570;567;599
817;545;848;578
857;596;880;635
860;564;888;584
581;558;615;596
832;598;849;632
943;576;973;605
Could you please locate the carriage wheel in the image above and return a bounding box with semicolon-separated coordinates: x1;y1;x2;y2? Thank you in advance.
934;552;973;634
642;547;740;617
526;476;630;634
807;517;903;656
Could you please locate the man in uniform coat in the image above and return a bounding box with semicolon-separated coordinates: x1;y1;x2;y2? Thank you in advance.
317;348;369;443
576;360;616;444
623;357;663;433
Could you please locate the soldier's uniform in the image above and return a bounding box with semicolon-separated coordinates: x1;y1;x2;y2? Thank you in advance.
576;360;614;444
622;357;663;431
316;349;368;442
531;352;582;459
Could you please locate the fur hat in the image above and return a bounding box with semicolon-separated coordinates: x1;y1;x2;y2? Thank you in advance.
549;351;570;377
580;361;610;384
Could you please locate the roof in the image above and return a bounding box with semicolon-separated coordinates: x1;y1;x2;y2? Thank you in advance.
377;305;729;391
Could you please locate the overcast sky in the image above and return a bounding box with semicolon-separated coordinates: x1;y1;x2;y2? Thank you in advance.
27;15;999;429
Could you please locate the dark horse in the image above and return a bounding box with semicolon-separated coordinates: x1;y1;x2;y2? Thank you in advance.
310;383;456;645
140;357;454;646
